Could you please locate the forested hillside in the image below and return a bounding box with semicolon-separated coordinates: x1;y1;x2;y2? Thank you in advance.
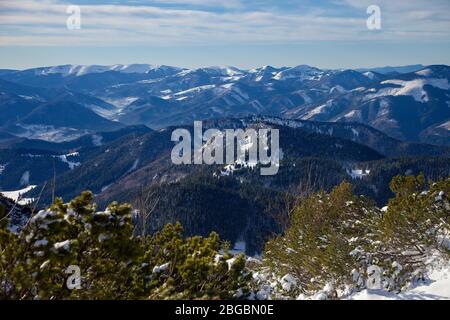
1;175;448;299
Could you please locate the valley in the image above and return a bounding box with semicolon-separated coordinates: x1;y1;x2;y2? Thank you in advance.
0;63;449;255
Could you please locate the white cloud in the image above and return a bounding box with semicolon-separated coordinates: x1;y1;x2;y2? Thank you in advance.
146;0;244;8
0;0;448;46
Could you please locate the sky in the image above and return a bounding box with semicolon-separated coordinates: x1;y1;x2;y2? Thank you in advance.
0;0;449;70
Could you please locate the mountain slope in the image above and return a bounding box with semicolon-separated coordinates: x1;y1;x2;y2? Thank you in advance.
20;100;122;131
3;120;448;254
288;65;450;145
0;64;448;146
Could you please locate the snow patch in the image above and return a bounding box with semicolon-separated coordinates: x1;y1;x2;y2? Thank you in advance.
126;159;139;174
91;134;103;146
38;64;165;77
54;152;80;170
101;184;112;192
437;120;450;131
330;85;347;94
273;65;323;81
153;262;170;274
15;124;90;142
415;68;433;77
363;71;376;80
53;240;71;251
103;97;139;111
346;265;450;300
20;171;30;186
348;169;370;179
343;110;361;120
302;100;333;120
368;78;449;103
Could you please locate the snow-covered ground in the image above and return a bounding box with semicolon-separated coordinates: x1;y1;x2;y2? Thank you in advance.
37;64;170;77
1;185;37;205
54;152;81;170
15;124;91;142
346;265;450;300
302;100;334;120
348;169;371;179
367;78;449;103
438;120;450;130
102;97;139;116
246;250;450;300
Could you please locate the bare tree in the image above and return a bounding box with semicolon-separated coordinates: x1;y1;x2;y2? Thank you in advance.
51;158;56;203
275;161;321;229
134;186;159;244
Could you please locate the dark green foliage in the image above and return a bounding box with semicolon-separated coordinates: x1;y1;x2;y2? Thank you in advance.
142;172;286;255
264;182;377;293
0;192;249;300
1;174;449;300
264;175;450;296
352;157;450;205
0;203;5;220
143;223;250;299
0;149;69;190
373;175;450;283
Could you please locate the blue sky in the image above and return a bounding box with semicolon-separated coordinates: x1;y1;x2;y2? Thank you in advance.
0;0;449;69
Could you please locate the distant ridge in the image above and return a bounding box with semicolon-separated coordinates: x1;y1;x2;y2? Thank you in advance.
357;64;424;74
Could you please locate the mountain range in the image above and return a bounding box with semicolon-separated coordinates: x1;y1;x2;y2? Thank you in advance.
0;63;448;146
1;63;449;253
1;117;449;253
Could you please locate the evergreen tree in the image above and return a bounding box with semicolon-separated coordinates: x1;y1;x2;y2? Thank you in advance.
263;176;449;297
0;192;249;299
264;182;378;296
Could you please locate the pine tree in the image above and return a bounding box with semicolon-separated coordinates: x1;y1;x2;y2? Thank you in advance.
373;175;450;290
1;192;250;299
264;182;378;296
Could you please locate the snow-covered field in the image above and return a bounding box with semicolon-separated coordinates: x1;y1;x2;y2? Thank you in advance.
367;78;449;103
348;169;371;179
246;251;450;300
54;152;81;170
346;265;450;300
15;124;91;142
1;185;36;205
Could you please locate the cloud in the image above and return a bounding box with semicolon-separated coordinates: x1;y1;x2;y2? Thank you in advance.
0;0;448;46
143;0;244;9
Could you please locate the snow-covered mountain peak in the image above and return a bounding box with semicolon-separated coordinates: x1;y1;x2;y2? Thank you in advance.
249;65;281;74
274;65;324;81
211;66;244;76
32;64;179;77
